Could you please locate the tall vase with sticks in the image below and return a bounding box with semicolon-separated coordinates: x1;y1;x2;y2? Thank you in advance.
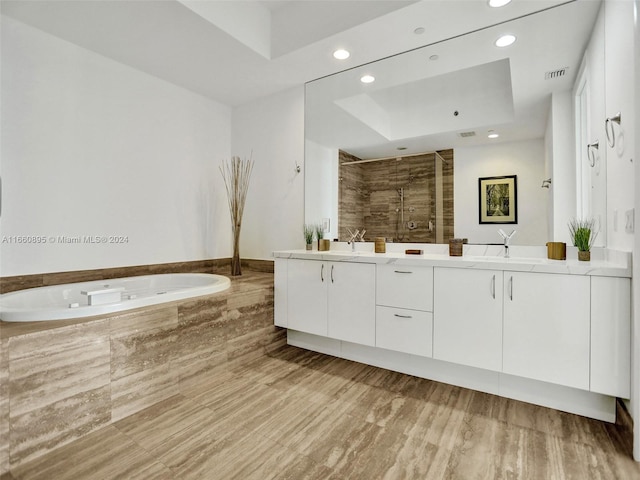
220;155;254;276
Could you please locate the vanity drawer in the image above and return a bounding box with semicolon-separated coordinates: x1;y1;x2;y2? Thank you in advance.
376;306;433;358
376;264;433;311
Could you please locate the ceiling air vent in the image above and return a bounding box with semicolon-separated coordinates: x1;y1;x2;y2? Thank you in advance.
458;131;476;138
545;67;569;80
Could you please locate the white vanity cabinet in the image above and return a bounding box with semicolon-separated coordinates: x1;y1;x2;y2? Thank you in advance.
502;272;590;390
286;258;376;346
433;268;503;372
274;249;632;423
375;265;433;357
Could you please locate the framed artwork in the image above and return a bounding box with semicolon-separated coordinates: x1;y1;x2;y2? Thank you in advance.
479;175;518;224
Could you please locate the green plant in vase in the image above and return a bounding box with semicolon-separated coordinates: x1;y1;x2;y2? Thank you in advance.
304;224;315;250
568;218;597;261
314;223;324;250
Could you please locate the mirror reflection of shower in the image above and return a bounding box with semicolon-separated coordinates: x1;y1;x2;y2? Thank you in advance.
338;149;454;243
394;165;418;242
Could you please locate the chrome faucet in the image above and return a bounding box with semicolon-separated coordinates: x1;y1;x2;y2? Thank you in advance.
347;228;365;252
497;229;516;258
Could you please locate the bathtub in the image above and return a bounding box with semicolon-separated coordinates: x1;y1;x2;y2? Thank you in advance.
0;273;231;322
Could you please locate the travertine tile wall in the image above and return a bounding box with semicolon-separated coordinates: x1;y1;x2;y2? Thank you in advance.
0;337;9;476
0;270;282;474
8;321;112;467
0;259;244;294
338;151;367;241
440;149;455;242
339;149;454;243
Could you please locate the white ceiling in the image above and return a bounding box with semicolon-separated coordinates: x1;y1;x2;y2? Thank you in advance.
305;0;600;158
0;0;588;107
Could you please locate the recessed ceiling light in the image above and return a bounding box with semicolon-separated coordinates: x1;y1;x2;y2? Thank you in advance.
429;54;439;61
333;49;350;60
397;146;407;151
488;0;512;7
360;74;375;84
488;130;499;139
414;27;425;35
495;34;516;47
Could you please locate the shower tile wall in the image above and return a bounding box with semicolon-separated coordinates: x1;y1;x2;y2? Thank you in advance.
339;149;454;243
440;149;454;241
338;151;367;241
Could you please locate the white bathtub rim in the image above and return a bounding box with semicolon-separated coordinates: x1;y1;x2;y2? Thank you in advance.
0;273;231;322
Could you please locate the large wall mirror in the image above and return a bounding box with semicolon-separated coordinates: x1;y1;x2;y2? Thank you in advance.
304;0;605;246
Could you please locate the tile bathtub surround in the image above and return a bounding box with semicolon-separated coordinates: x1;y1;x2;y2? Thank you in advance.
0;271;283;475
8;321;112;468
6;345;640;480
0;338;9;477
0;258;232;294
0;258;275;294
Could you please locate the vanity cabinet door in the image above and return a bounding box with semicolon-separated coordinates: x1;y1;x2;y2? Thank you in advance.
328;262;376;346
503;272;590;390
433;267;503;372
590;276;630;397
287;259;328;336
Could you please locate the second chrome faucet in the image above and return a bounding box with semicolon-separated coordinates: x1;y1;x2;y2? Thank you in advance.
497;229;516;258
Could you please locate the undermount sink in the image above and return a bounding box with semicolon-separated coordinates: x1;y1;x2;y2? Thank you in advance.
315;249;370;255
462;255;505;262
463;256;548;264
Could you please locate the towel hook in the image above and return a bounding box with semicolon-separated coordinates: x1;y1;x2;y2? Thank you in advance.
587;140;599;167
605;112;621;147
541;178;552;189
295;161;301;174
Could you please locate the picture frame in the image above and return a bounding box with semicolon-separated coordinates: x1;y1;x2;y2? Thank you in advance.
479;175;518;224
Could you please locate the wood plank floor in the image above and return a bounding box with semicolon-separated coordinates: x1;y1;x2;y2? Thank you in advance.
5;345;640;480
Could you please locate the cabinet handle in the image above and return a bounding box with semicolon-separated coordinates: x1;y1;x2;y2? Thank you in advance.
394;270;413;274
394;314;413;319
491;275;496;299
331;265;334;283
509;276;513;300
321;264;324;282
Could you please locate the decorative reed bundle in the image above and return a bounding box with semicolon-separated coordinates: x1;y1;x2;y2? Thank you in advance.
220;154;254;275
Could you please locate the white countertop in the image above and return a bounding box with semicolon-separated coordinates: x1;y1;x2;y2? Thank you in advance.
273;243;631;278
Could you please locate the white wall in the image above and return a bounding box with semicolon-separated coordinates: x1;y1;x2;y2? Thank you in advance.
304;140;338;240
605;0;635;252
581;2;607;246
454;139;548;245
231;87;305;260
544;105;555;240
0;16;232;276
550;91;577;245
631;0;640;461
